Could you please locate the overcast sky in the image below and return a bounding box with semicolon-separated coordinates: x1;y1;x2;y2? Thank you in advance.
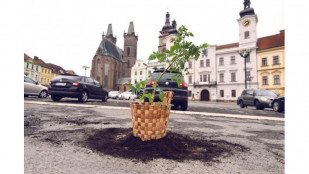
23;0;284;76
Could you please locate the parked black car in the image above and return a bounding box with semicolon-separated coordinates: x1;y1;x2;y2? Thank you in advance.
48;75;108;102
237;89;277;110
144;69;188;111
270;96;285;112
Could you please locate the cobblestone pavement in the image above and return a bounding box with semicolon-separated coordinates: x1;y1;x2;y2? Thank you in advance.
24;102;284;174
24;96;285;118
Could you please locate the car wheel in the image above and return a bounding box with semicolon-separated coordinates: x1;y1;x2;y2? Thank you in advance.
78;91;88;103
38;90;48;98
239;100;245;108
255;100;263;110
24;95;28;97
128;97;131;100
180;103;188;111
102;93;108;102
273;101;283;112
51;95;62;101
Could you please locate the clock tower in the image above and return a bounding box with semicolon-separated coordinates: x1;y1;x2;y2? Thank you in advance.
158;12;177;53
238;0;258;48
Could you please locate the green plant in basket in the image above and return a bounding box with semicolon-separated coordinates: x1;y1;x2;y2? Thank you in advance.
129;25;208;106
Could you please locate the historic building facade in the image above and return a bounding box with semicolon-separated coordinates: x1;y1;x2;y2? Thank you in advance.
33;56;52;86
257;30;285;95
24;53;41;81
91;22;137;91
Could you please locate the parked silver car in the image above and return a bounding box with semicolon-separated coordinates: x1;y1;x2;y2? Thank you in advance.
24;76;48;98
118;91;137;100
237;89;277;110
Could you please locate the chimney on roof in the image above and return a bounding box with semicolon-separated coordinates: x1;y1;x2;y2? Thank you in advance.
34;56;39;60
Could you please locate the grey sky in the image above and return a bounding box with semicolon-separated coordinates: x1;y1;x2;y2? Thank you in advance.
23;0;284;76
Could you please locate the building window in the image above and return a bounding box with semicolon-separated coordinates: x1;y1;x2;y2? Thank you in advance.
202;49;208;57
200;60;204;67
127;47;130;56
140;79;142;82
27;63;29;68
245;31;250;39
36;66;38;71
41;78;43;82
274;75;280;85
219;57;224;66
32;65;34;70
231;56;236;64
135;71;137;75
200;75;202;82
231;72;236;82
188;91;192;97
262;76;268;85
140;71;142;75
97;59;101;76
105;61;109;84
246;71;251;79
220;90;224;98
262;58;267;66
188;61;192;69
35;75;38;81
219;73;224;82
124;86;126;91
203;74;207;82
231;90;236;98
206;59;210;67
188;76;192;84
273;56;279;65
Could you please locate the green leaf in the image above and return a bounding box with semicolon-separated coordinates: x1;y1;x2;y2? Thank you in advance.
159;92;164;102
177;78;182;86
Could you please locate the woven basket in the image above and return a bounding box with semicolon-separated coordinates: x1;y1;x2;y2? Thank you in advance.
130;91;173;141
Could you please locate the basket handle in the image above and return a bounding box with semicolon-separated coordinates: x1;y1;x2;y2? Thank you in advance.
162;91;173;106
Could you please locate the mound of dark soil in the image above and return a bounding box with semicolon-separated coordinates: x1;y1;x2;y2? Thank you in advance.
85;128;247;162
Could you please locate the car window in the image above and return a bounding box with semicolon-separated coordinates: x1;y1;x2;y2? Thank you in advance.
151;72;183;81
256;90;277;97
241;90;246;95
24;76;36;84
53;75;80;81
86;77;94;84
94;80;101;87
247;90;254;95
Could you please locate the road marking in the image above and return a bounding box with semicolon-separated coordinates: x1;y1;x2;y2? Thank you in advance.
24;101;284;122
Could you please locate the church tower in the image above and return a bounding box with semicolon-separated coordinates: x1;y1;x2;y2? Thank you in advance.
158;12;177;53
123;21;138;77
238;0;258;49
104;24;117;44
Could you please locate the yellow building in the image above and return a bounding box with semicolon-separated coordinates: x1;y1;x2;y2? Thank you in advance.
257;30;285;95
47;63;67;80
33;56;52;86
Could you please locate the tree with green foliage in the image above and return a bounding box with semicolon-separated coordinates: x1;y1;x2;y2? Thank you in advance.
129;25;208;105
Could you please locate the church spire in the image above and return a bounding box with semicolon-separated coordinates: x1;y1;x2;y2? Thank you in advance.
128;21;135;35
165;12;170;25
106;24;113;36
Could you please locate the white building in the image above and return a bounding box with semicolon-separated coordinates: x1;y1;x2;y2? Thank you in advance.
131;59;147;84
24;53;41;81
182;5;259;102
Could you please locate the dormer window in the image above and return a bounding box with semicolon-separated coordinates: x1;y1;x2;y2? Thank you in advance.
245;31;250;39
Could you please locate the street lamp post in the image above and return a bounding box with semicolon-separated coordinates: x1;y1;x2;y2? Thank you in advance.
238;48;251;89
82;65;90;76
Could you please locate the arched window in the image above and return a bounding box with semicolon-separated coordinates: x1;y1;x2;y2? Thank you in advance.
245;31;250;39
127;47;130;56
97;59;101;81
104;61;109;85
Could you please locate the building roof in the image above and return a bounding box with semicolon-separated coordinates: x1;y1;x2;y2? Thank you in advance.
99;37;124;62
47;63;66;74
106;24;113;36
128;22;135;35
216;42;239;50
24;53;32;61
65;70;76;75
33;56;52;69
117;77;131;85
257;30;285;50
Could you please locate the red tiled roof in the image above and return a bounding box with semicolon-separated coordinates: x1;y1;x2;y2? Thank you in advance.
33;57;50;68
24;53;32;61
257;30;285;50
66;70;76;75
216;42;239;50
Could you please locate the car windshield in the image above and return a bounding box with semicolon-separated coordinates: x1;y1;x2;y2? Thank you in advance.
53;75;80;81
256;90;277;97
151;72;183;81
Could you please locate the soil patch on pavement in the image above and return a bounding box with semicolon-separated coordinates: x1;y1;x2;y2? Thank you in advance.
84;128;248;162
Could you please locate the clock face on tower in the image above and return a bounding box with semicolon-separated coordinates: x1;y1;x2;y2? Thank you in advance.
242;19;251;27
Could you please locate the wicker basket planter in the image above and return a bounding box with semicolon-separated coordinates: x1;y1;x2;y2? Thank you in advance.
130;91;173;141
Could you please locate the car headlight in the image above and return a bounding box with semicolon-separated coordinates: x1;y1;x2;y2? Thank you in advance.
261;97;267;101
